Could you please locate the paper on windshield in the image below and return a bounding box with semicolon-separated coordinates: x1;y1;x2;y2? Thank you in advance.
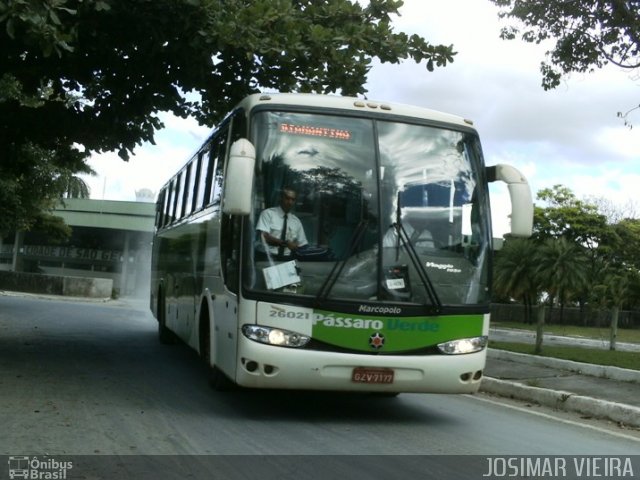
263;260;301;290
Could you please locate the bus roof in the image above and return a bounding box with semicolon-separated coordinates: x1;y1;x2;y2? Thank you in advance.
236;92;476;130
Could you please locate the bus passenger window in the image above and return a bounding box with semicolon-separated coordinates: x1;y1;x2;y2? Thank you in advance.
195;151;210;210
165;179;176;225
173;172;184;221
211;126;228;209
183;162;194;217
155;190;165;228
191;152;203;213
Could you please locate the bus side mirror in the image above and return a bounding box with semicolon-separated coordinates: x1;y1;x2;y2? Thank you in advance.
487;164;533;238
223;139;255;215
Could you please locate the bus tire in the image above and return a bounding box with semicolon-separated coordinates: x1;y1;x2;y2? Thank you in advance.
209;366;235;392
157;291;177;345
199;302;236;391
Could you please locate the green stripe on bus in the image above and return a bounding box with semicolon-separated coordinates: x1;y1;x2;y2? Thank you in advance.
312;309;484;352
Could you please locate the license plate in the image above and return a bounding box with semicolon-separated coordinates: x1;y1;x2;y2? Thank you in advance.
351;367;394;384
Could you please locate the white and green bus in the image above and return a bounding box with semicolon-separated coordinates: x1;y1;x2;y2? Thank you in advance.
150;93;532;393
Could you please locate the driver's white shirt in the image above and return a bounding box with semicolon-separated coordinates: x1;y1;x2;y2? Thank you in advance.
256;206;308;255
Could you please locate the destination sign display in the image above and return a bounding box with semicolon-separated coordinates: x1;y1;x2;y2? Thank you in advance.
279;123;352;141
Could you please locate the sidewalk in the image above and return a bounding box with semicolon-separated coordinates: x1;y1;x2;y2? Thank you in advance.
482;348;640;428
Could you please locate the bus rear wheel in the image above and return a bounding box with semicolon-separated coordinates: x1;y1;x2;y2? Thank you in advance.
157;292;177;345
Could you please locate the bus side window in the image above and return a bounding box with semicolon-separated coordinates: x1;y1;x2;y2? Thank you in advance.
155;190;165;229
211;125;229;209
194;150;210;210
191;151;204;213
183;162;193;218
165;179;176;225
173;171;184;221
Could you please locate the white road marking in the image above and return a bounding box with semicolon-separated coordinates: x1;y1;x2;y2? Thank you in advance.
468;394;640;443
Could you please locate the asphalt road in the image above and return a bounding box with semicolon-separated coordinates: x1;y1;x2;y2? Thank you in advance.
1;293;638;478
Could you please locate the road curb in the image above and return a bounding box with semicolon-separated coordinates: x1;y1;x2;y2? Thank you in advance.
0;289;112;303
481;376;640;428
483;349;640;428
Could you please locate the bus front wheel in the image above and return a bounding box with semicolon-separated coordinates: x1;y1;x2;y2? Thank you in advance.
199;305;235;391
209;366;235;391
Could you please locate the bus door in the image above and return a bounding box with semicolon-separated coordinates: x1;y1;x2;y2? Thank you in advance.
212;213;242;379
212;289;238;379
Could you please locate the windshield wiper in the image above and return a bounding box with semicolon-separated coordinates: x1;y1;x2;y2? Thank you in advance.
388;221;442;312
315;219;369;306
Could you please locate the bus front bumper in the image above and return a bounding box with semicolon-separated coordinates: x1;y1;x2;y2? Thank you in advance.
234;335;486;394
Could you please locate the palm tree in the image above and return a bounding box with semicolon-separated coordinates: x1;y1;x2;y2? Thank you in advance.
593;269;631;351
494;237;591;353
58;174;92;199
494;237;549;352
536;237;590;324
493;238;541;324
529;238;589;353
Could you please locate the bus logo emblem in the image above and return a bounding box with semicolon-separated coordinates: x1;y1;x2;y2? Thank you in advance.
369;332;385;350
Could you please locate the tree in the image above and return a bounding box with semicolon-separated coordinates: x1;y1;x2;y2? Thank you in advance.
592;269;631;350
534;185;610;250
494;236;590;353
493;237;541;324
57;173;93;199
610;218;640;271
535;237;589;324
593;217;640;348
533;184;619;325
495;184;640;348
0;0;456;233
0;142;93;235
489;0;640;95
585;195;638;224
493;237;550;352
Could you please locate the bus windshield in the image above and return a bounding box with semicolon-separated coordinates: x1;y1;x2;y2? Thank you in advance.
245;110;491;307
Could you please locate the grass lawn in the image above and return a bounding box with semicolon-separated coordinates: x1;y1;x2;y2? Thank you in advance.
491;321;640;344
489;341;640;371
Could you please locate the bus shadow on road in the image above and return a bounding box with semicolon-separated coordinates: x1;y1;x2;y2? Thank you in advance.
207;387;462;426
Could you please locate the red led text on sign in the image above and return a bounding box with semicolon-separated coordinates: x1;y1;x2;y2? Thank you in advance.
279;123;352;141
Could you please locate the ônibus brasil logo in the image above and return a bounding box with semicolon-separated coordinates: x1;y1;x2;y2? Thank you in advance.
8;456;73;479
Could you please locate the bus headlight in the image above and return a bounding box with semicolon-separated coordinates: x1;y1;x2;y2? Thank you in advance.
437;336;488;355
242;325;310;348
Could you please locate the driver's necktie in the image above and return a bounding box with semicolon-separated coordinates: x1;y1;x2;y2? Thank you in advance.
278;214;288;256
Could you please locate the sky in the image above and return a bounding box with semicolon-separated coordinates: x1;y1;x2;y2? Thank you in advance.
82;0;640;235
